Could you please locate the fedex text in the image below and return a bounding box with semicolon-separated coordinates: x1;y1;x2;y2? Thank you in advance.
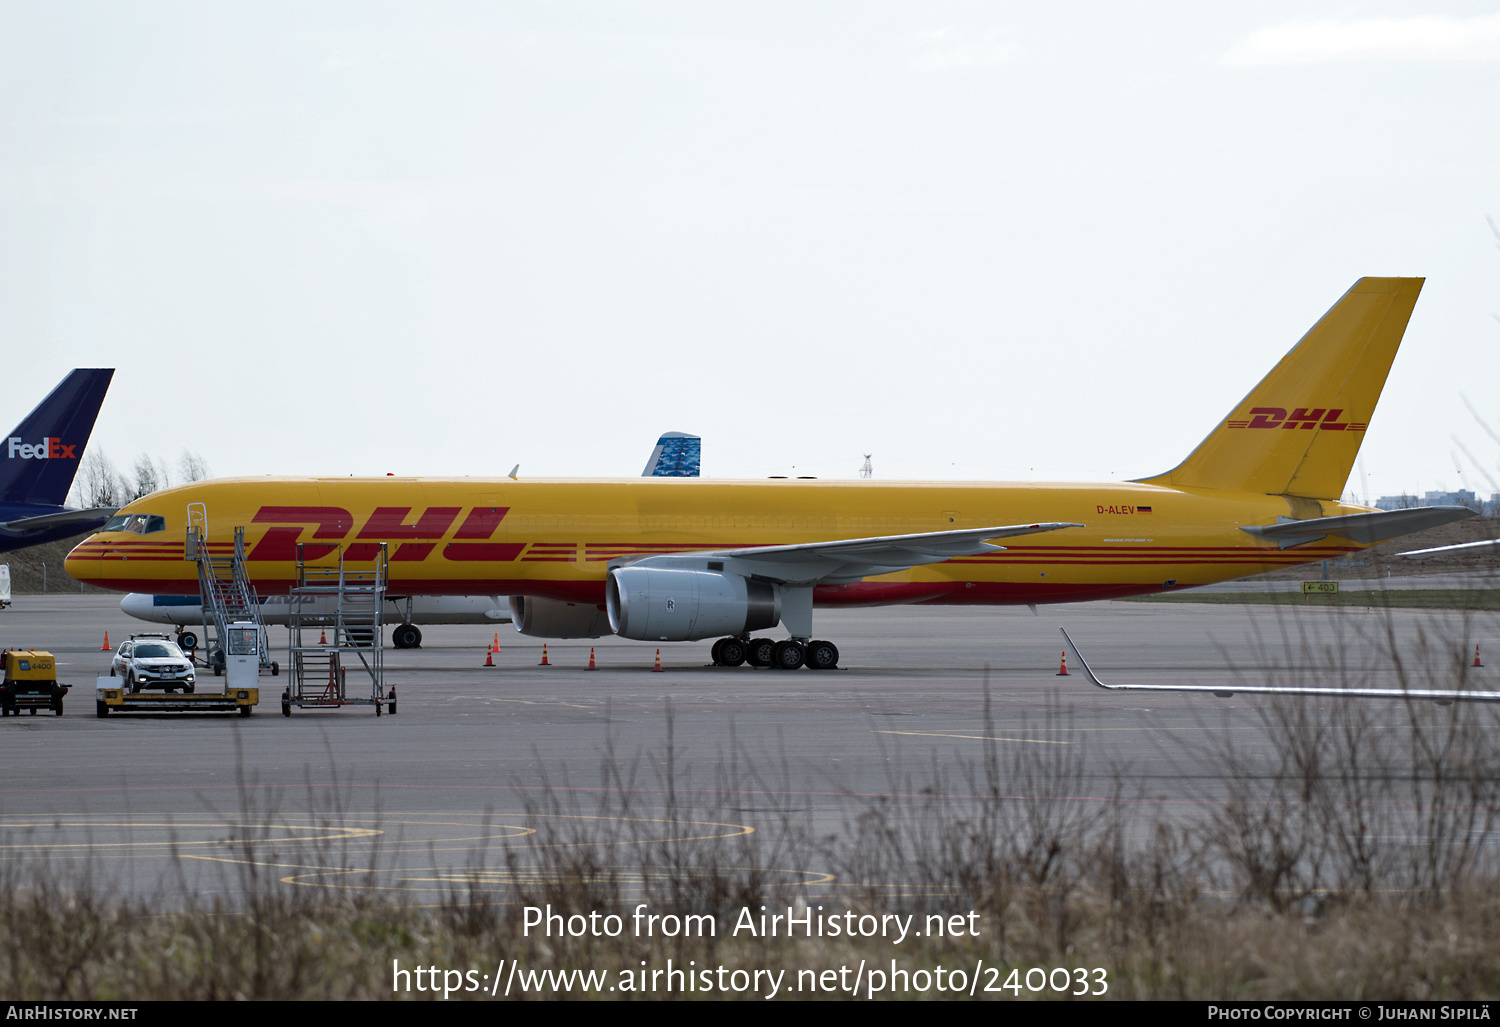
7;437;77;460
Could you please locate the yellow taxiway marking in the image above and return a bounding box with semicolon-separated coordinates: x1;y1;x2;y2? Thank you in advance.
463;696;596;709
0;826;384;850
279;864;836;891
872;729;1071;745
181;854;357;873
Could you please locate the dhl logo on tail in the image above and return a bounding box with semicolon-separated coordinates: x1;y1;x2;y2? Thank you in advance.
1224;408;1367;432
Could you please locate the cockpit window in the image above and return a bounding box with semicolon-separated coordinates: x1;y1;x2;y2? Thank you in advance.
102;513;166;535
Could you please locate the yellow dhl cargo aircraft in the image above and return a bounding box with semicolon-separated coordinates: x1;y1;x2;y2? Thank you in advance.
67;278;1471;671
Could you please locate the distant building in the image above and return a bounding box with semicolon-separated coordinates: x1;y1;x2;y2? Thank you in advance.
1374;490;1485;513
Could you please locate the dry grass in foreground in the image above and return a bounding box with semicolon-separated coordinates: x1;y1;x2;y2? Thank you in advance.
5;625;1500;1000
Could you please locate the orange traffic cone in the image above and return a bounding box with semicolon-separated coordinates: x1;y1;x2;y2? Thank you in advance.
1057;651;1069;676
492;632;501;652
484;646;494;667
320;628;327;645
101;631;110;651
1475;645;1484;668
586;647;597;671
539;643;550;666
653;648;662;672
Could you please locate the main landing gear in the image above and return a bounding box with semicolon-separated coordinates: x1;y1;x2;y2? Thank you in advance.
710;637;839;670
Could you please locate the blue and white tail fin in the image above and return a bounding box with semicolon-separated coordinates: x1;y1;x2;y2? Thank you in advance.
642;431;701;477
0;369;114;506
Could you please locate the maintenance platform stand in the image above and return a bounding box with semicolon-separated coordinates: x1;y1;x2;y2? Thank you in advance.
281;542;395;716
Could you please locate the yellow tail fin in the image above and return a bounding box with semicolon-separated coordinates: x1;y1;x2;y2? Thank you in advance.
1138;277;1423;500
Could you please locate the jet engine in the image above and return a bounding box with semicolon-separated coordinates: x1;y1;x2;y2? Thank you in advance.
509;596;613;638
606;565;780;641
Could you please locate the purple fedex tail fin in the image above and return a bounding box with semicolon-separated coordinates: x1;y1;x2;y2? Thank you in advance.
0;369;114;507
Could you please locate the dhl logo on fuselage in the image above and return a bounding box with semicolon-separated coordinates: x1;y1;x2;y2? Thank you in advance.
246;505;522;563
7;437;79;459
1223;408;1367;431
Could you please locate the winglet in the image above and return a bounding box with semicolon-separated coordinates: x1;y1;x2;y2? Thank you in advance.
1059;628;1113;690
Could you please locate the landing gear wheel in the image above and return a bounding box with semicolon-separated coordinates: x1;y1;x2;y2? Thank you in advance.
747;638;775;668
179;631;198;650
392;624;422;649
805;640;839;670
717;638;748;667
771;640;806;670
710;639;725;665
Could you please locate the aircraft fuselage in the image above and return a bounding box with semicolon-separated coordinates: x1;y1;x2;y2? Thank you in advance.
64;476;1367;604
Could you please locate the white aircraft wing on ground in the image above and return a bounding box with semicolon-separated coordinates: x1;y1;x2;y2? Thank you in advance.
1061;628;1500;703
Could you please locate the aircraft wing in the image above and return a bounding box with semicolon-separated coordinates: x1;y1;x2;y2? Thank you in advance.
1239;506;1475;549
625;521;1085;585
1061;628;1500;703
0;507;116;534
1399;538;1500;558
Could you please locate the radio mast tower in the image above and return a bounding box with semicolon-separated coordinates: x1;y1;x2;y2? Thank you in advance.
859;454;872;479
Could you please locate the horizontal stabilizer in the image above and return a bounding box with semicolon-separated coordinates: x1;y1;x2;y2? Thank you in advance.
1062;629;1500;704
1239;506;1474;550
0;506;117;534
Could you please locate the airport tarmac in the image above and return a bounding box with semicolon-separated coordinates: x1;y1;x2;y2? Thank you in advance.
1;594;1496;905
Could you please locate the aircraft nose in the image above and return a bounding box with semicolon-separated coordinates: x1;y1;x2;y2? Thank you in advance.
119;594;152;618
63;539;103;587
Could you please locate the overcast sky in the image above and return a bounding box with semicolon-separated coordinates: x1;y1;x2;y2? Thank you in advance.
4;2;1498;502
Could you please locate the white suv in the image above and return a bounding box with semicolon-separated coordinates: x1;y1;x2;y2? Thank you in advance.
110;634;196;693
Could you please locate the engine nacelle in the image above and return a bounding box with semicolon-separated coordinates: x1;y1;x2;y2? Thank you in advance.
606;564;780;641
509;596;612;638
